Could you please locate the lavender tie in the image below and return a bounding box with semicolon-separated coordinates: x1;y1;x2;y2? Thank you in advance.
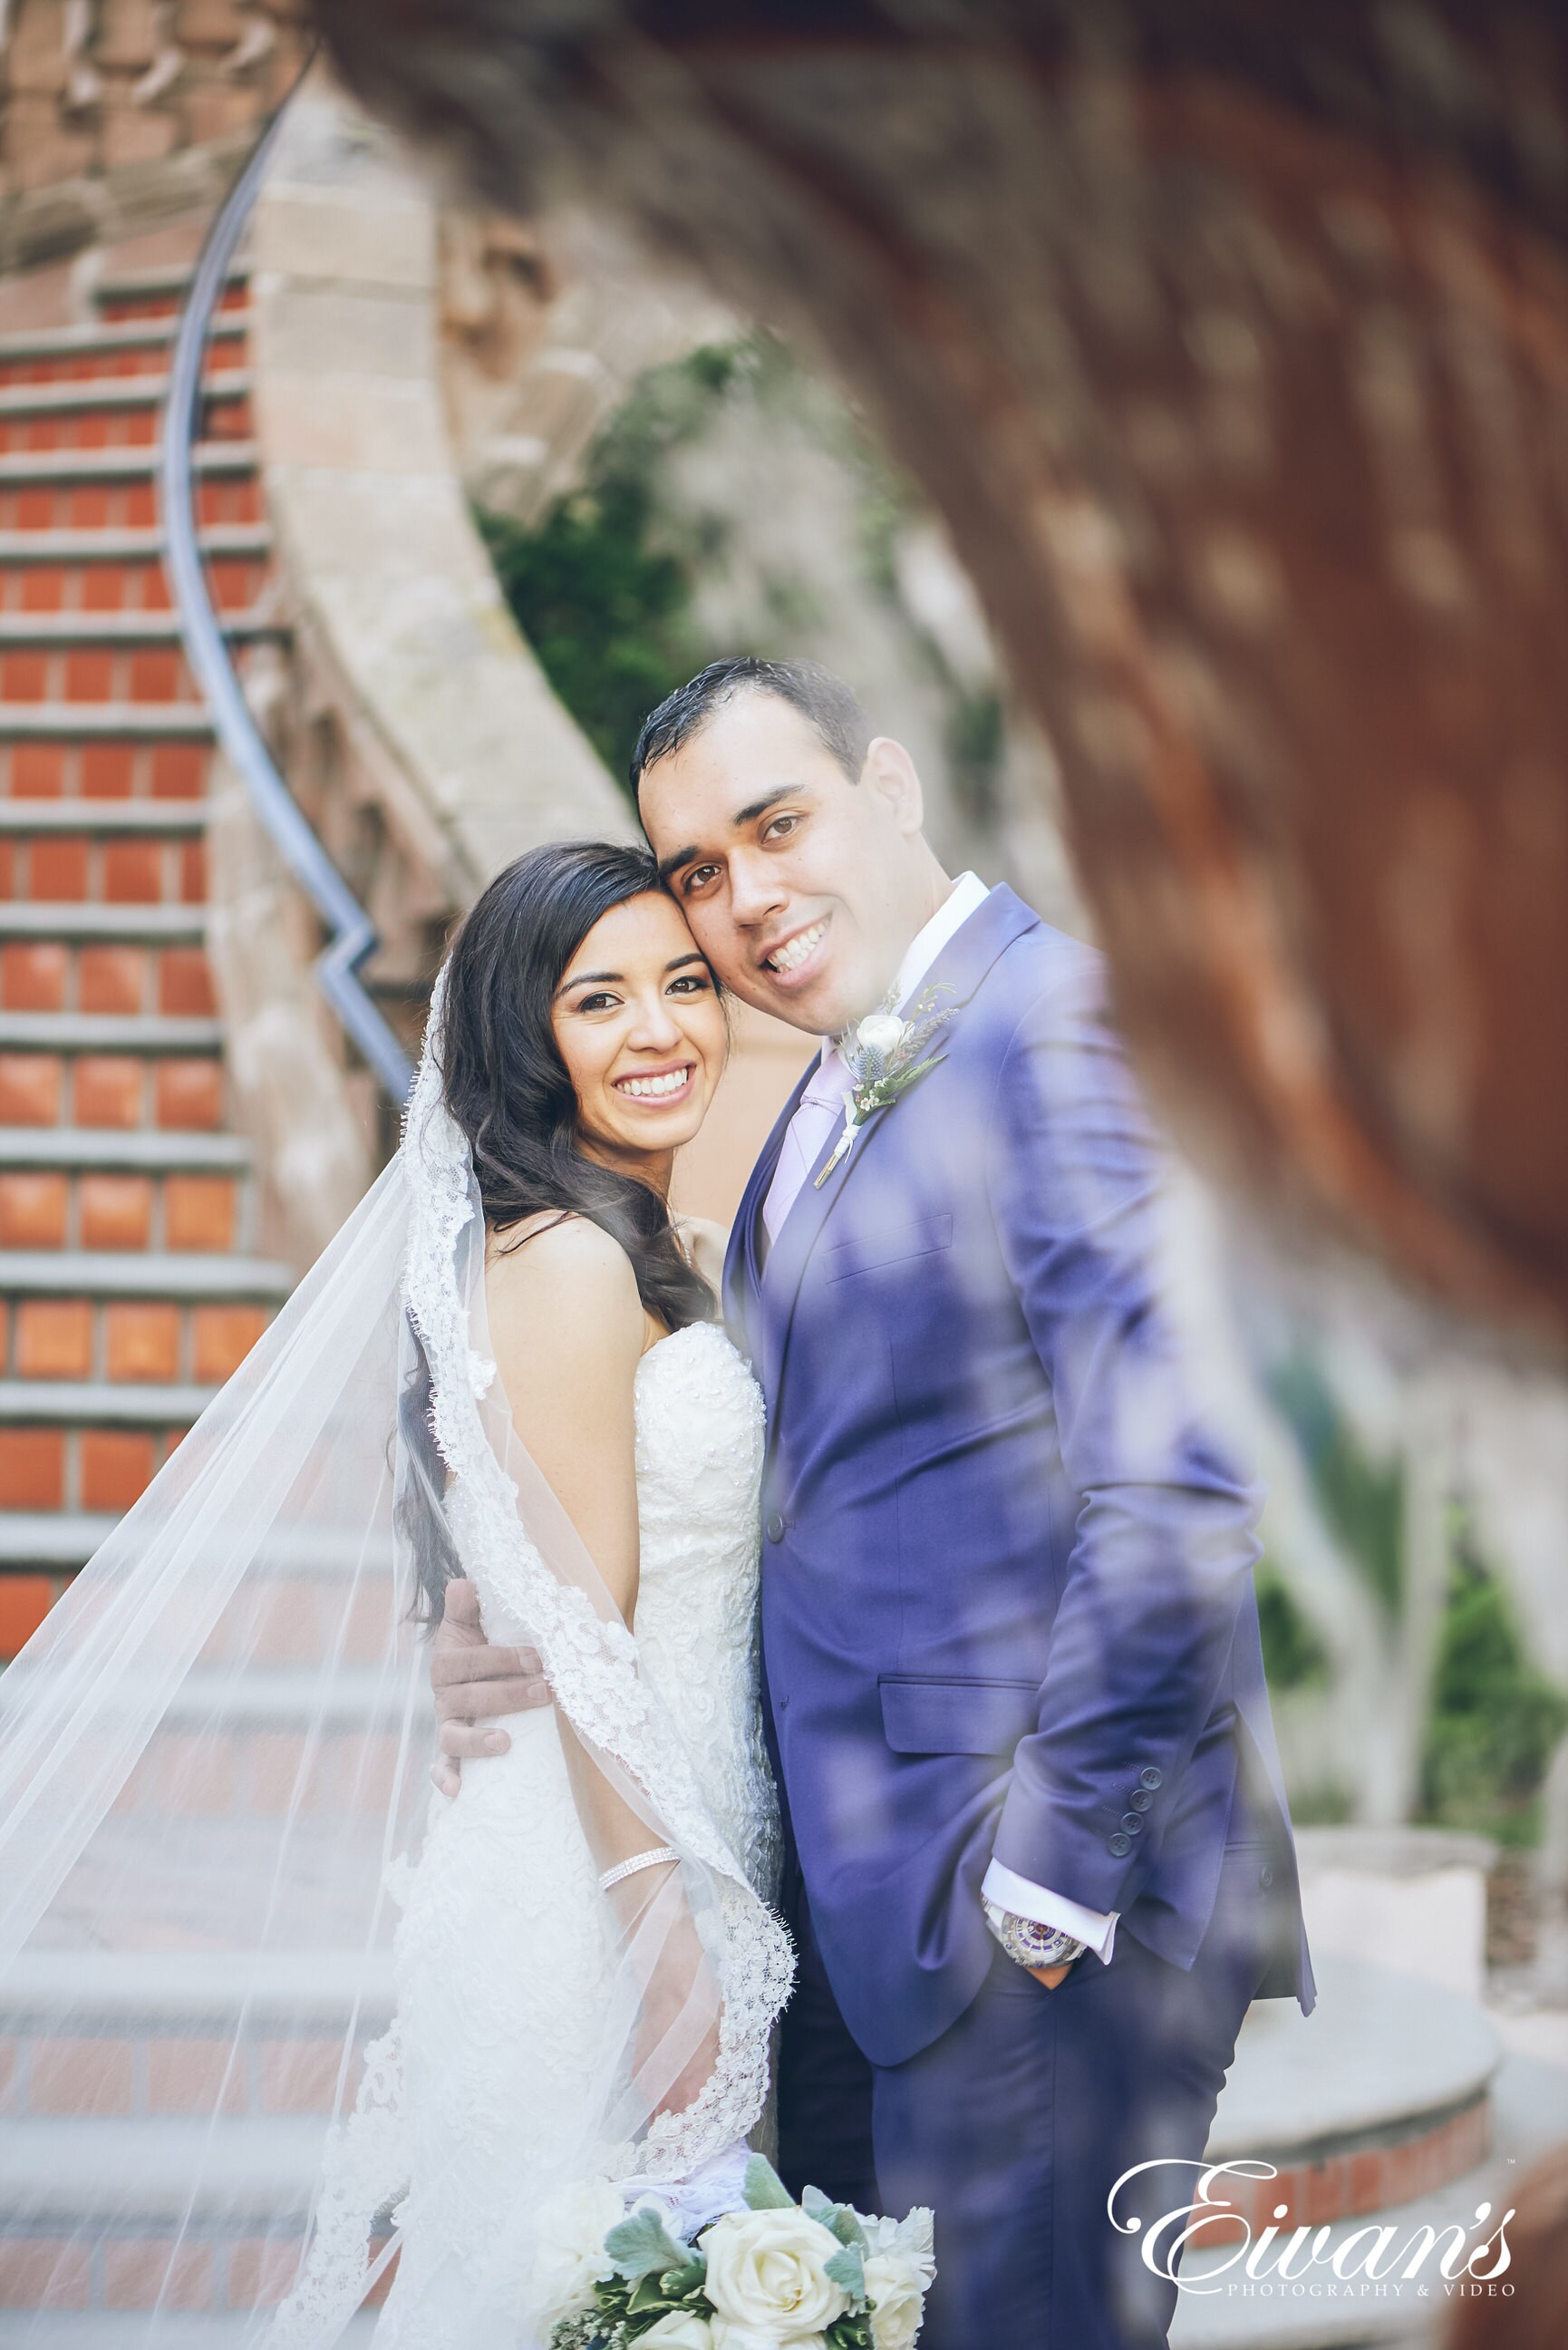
761;1051;851;1244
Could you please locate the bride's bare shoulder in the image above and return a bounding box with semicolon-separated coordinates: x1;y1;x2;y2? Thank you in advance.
484;1213;643;1353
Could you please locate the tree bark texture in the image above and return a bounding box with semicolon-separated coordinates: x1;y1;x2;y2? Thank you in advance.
311;0;1568;1347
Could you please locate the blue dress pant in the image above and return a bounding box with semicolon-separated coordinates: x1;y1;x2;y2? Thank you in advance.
777;1844;1282;2349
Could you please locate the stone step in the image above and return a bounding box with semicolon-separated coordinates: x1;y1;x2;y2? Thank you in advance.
1205;1958;1498;2219
0;707;212;741
0;1010;221;1053
0;1251;291;1301
0;444;255;487
0;907;205;943
0;615;275;647
0;1129;247;1170
0;799;214;831
0;1381;216;1425
0;376;250;422
94;265;247;312
0;526;268;564
0;1505;393;1582
154;1665;422;1729
0;316;246;366
0;1510;120;1567
0;2117;333;2229
3;1949;397;2030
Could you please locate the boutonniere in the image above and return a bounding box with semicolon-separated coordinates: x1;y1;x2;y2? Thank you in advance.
815;982;958;1187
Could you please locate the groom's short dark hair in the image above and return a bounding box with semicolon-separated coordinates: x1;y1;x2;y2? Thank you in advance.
629;657;871;801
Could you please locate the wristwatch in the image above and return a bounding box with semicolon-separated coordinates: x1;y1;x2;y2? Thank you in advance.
982;1895;1086;1972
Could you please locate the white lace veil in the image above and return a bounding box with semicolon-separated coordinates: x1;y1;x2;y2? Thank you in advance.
0;979;791;2345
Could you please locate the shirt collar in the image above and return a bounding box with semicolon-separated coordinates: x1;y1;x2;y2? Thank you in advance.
817;870;992;1077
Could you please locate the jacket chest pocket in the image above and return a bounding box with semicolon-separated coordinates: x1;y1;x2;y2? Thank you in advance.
821;1212;953;1283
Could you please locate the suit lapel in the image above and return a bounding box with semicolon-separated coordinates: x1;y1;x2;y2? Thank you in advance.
721;1053;814;1364
757;884;1040;1411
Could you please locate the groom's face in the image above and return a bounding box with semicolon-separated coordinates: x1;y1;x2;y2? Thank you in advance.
639;689;927;1036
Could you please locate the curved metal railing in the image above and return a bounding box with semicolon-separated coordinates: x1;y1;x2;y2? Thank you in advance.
160;101;413;1104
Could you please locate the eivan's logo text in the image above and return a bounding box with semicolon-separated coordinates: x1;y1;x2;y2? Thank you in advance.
1108;2161;1515;2298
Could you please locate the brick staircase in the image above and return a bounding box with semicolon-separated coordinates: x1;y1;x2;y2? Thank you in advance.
0;256;291;1667
0;256;392;2337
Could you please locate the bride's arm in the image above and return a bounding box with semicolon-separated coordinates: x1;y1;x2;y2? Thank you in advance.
484;1218;659;1869
486;1217;720;2116
485;1214;645;1624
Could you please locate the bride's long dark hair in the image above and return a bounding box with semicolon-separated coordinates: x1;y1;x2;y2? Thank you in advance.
402;840;721;1621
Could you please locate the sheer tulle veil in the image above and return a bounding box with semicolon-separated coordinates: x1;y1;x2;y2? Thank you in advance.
0;974;792;2344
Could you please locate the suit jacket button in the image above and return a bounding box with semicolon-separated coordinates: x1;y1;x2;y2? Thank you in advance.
1128;1789;1153;1812
1108;1831;1132;1857
1118;1812;1144;1836
1138;1765;1164;1791
1259;1864;1274;1889
765;1513;786;1543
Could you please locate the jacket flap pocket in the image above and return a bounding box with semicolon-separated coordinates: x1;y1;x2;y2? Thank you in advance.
879;1675;1039;1757
823;1212;953;1283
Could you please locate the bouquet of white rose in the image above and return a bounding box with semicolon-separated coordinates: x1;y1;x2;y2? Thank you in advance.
537;2153;934;2350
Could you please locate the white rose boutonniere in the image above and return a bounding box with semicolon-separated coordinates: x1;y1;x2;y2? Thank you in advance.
814;984;958;1189
701;2207;848;2338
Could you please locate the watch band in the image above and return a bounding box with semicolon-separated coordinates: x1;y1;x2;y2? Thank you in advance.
982;1896;1086;1972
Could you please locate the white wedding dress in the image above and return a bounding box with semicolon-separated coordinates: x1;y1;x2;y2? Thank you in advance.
371;1317;779;2349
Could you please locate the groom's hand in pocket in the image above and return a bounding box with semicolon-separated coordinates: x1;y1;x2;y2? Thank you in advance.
430;1578;552;1794
1028;1961;1076;1990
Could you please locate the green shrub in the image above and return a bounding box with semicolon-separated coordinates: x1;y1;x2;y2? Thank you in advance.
1421;1539;1568;1845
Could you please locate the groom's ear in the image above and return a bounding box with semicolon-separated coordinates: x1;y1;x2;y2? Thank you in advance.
863;734;924;837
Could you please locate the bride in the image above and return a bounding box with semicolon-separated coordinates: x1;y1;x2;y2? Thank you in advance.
0;840;792;2347
356;840;789;2345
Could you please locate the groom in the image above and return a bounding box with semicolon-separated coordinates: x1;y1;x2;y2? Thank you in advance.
437;658;1313;2347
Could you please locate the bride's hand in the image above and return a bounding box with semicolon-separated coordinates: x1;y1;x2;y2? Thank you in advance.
616;1867;723;2121
430;1578;552;1795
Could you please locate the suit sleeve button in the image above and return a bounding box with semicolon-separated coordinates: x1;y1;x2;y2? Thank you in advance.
1108;1831;1132;1857
1138;1765;1164;1791
1118;1813;1144;1836
1259;1865;1274;1889
1128;1789;1153;1812
765;1513;786;1543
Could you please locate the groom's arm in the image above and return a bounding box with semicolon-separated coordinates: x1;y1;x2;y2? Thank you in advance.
981;951;1263;1941
429;1579;552;1796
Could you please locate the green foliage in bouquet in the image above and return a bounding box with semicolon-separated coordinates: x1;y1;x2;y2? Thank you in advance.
547;2156;899;2349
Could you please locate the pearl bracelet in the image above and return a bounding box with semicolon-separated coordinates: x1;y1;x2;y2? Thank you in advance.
598;1846;679;1894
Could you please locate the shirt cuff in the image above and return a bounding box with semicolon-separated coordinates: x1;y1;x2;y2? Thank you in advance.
982;1859;1119;1964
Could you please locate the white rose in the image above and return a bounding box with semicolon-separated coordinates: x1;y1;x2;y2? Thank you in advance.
865;2249;927;2350
855;1011;906;1059
641;2316;715;2348
528;2175;624;2325
701;2208;847;2338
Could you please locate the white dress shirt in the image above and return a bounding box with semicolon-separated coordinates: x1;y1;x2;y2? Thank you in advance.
759;869;1118;1967
762;870;990;1241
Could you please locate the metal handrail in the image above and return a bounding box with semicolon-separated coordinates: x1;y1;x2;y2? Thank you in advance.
160;101;413;1105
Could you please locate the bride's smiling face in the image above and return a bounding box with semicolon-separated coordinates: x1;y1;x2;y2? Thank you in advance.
551;889;726;1178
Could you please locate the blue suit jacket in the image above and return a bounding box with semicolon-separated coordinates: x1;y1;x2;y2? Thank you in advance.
722;887;1313;2069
